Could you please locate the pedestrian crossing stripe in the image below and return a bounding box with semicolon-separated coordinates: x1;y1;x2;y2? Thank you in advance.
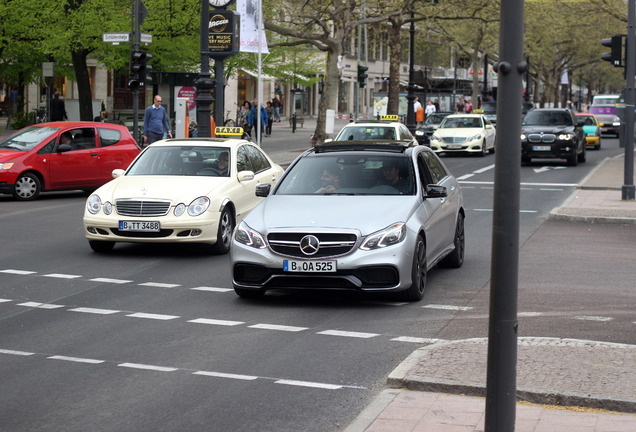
215;126;243;136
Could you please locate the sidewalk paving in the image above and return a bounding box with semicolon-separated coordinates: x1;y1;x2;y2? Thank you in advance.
345;154;636;431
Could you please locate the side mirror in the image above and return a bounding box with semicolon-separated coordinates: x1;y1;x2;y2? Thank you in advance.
238;170;255;182
425;184;447;198
255;183;271;197
112;169;125;179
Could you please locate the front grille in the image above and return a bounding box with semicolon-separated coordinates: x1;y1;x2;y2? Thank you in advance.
528;134;556;143
442;136;466;144
268;232;357;258
116;200;171;216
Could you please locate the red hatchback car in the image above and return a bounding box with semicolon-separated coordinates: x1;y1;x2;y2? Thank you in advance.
0;122;140;200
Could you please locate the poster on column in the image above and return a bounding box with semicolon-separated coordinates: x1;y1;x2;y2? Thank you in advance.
237;0;269;53
174;86;197;128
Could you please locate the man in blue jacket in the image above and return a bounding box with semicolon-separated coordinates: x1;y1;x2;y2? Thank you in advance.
144;95;172;145
248;99;268;145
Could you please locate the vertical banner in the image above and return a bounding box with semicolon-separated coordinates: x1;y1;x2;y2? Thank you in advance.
237;0;269;53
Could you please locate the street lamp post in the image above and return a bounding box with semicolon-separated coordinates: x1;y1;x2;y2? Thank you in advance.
196;0;214;138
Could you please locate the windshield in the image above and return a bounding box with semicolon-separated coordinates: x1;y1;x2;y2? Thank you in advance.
126;145;230;176
440;117;482;129
0;126;59;152
523;111;573;126
592;96;619;106
276;153;415;196
335;126;400;141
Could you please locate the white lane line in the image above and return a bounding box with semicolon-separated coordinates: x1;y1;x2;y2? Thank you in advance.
69;307;120;315
0;269;36;275
572;315;613;322
520;210;538;213
90;278;133;284
48;355;104;364
43;273;82;279
472;209;537;214
275;379;343;390
317;330;379;339
460;181;578;187
539;188;564;191
191;286;233;292
474;164;495;174
249;323;308;332
193;371;258;381
391;336;446;344
423;304;473;311
118;363;178;372
18;302;64;309
457;174;475;180
138;282;180;288
518;312;545;317
0;349;34;356
0;298;12;303
188;318;244;326
126;312;179;320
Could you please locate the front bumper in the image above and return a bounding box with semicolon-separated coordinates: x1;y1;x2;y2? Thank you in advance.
230;235;416;294
83;212;220;244
521;140;577;160
429;139;484;154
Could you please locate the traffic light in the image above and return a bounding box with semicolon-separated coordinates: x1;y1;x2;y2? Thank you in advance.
601;35;623;67
128;49;153;90
357;65;368;88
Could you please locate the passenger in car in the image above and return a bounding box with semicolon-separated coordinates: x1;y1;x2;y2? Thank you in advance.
315;167;341;193
380;160;411;194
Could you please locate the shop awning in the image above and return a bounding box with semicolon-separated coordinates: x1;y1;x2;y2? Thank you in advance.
241;69;277;81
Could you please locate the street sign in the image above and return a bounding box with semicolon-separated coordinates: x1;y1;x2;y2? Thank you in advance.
103;33;130;44
42;62;54;77
141;33;153;44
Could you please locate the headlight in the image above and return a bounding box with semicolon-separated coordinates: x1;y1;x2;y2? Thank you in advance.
558;133;573;140
174;203;186;216
469;133;482;141
86;194;102;214
360;222;406;250
188;197;210;216
520;134;527;140
235;221;266;249
415;131;424;136
103;201;113;215
0;162;14;170
430;135;440;142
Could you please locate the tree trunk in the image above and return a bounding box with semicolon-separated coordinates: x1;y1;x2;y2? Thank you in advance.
314;44;342;144
387;18;402;116
72;49;93;121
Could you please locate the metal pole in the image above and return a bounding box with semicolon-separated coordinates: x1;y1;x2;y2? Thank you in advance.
406;11;416;132
196;0;214;137
132;0;139;144
452;48;457;111
485;0;524;429
623;0;635;200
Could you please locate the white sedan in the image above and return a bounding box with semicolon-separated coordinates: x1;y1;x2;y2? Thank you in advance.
83;137;284;254
429;113;496;156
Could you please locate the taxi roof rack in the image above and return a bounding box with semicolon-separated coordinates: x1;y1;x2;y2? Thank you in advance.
314;141;410;153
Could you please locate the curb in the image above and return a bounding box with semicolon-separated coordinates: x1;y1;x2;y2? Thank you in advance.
384;338;636;414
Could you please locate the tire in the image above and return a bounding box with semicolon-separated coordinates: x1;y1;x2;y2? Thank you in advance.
234;286;265;298
397;235;427;302
596;138;601;150
13;173;41;201
212;207;234;254
479;140;487;157
567;148;578;166
440;213;465;268
577;143;586;163
88;240;115;253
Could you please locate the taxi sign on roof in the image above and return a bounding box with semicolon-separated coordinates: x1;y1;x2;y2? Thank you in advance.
381;114;399;121
215;126;243;136
472;109;484;113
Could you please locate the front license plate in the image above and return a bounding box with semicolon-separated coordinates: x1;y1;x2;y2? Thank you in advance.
446;144;462;149
119;220;160;232
283;260;336;272
532;145;551;151
586;133;596;137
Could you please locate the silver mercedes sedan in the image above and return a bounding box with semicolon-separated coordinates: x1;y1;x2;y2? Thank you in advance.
230;141;465;302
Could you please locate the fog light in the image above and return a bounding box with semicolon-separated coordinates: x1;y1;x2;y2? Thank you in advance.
191;229;202;236
87;227;97;234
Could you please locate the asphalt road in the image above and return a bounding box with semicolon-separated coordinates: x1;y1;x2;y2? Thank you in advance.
0;133;634;431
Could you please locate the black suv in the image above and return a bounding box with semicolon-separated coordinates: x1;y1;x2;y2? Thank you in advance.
520;108;585;166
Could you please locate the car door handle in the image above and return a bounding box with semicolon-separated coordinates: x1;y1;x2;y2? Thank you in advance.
91;153;98;157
